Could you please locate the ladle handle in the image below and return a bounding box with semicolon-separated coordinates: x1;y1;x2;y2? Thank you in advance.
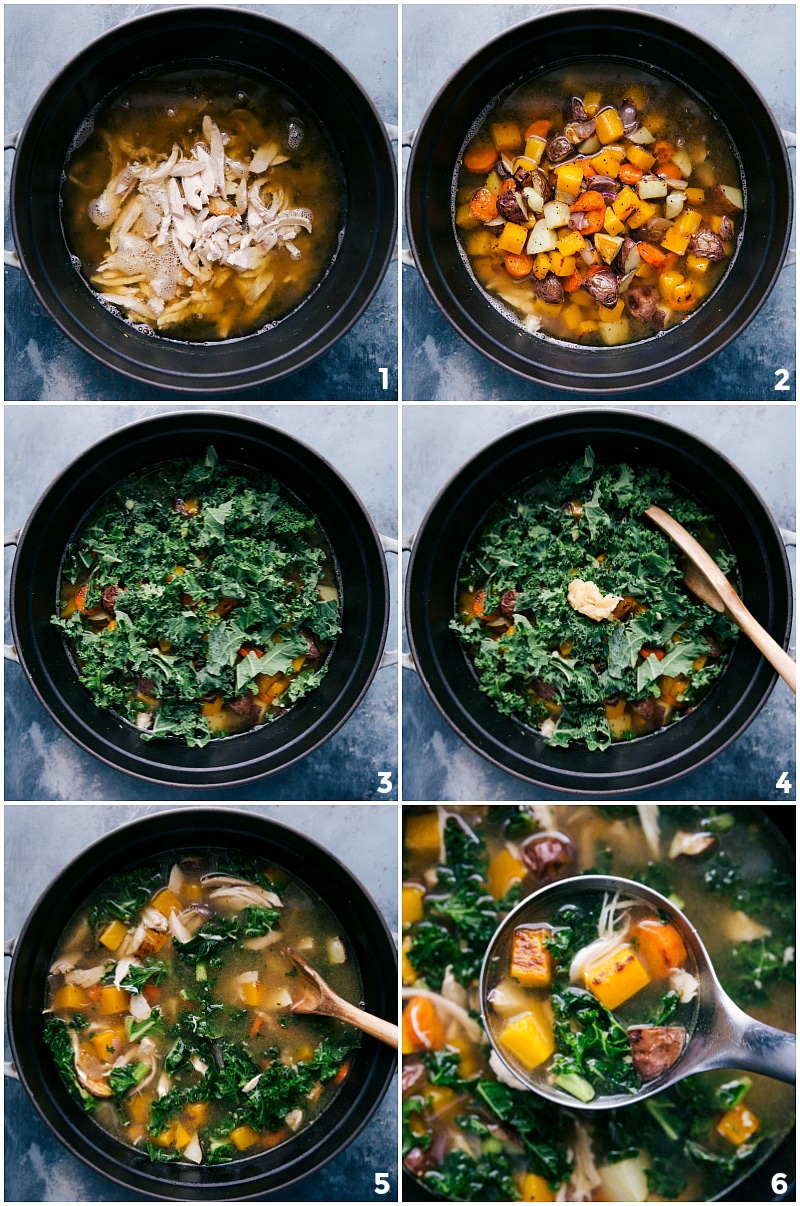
327;999;399;1049
700;997;796;1085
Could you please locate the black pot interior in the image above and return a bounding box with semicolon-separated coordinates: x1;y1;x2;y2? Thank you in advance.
8;808;397;1201
406;410;791;794
407;6;792;392
11;412;389;787
12;5;396;393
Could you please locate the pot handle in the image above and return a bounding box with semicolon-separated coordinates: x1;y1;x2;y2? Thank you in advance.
400;130;418;268
781;528;796;547
400;531;418;670
4;133;22;269
781;131;796;268
4;937;19;1079
379;532;399;666
4;529;20;663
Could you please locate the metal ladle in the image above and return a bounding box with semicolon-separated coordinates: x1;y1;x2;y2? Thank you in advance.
480;874;795;1109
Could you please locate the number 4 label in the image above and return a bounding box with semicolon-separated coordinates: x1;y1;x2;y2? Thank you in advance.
776;771;792;794
374;1171;391;1194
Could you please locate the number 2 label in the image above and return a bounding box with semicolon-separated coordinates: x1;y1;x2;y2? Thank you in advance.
774;368;790;391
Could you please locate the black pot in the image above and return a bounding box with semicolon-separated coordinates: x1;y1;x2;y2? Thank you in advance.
405;410;792;795
8;411;390;787
8;5;396;394
406;6;792;393
6;807;397;1200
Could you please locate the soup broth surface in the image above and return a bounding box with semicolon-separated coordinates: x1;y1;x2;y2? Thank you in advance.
45;849;362;1165
455;62;743;346
62;65;343;341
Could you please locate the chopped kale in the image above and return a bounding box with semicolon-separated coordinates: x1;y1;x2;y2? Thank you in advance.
422;1148;518;1202
475;1081;573;1188
43;1018;97;1113
550;987;638;1097
451;449;737;750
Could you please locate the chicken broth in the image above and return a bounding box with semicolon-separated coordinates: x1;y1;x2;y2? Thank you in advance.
455;63;743;346
402;805;794;1202
45;850;362;1165
451;450;737;751
52;448;341;746
62;65;343;341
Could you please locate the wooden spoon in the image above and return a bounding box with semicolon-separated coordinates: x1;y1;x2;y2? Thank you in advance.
282;945;399;1049
646;504;796;693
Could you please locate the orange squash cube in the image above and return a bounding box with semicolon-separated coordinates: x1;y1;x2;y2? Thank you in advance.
584;944;650;1010
511;928;553;987
717;1101;760;1145
230;1124;260;1151
519;1172;557;1202
632;919;687;978
52;984;87;1011
98;919;127;951
99;985;131;1015
498;1004;555;1070
151;888;183;918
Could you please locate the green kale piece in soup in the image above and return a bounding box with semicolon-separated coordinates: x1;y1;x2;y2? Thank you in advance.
402;805;794;1202
46;850;361;1164
451;446;737;750
52;446;341;746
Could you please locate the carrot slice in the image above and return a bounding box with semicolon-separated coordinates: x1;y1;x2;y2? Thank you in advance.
569;189;605;212
653;139;675;163
499;178;517;194
524;119;552;138
582;161;597;178
563;269;583;292
657;162;684;180
618;163;643;184
638;242;666;268
505;252;533;278
463;142;498;174
470;188;498;222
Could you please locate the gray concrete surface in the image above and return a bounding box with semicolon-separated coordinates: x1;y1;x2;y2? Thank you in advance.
402;403;796;800
4;4;398;400
402;3;796;401
4;404;398;801
3;803;398;1201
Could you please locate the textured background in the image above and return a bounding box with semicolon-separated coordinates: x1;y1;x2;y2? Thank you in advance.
4;3;398;400
402;3;796;401
402;403;796;800
3;803;398;1201
4;404;399;801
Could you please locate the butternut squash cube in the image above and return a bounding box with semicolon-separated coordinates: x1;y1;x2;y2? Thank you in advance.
498;1005;555;1070
511;928;553;987
626;200;657;230
230;1124;260;1151
556;230;587;258
674;208;702;237
519;1172;557;1202
612;186;640;221
603;207;626;237
584;944;650;1010
591;149;621;179
402;883;425;925
625;144;656;171
174;1123;193;1149
524;136;546;166
91;1030;121;1062
151;888;183;918
660;226;691;255
405;812;440;855
685;186;705;204
99;985;131;1015
687;253;710;276
53;984;87;1011
555;161;584;197
486;848;526;900
492;121;523;153
99;919;127;951
498;223;530;255
717;1101;760;1145
595;108;625;144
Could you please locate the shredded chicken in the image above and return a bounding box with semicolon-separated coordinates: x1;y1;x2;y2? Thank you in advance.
87;117;309;338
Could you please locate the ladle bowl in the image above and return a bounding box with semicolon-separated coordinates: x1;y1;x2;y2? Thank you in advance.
480;874;796;1110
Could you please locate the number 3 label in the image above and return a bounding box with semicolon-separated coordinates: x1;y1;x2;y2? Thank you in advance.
374;1171;391;1194
377;771;393;794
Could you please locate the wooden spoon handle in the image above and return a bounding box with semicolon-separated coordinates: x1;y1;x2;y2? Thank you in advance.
646;506;796;694
329;999;399;1048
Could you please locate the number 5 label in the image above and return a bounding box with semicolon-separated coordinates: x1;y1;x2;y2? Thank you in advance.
374;1171;391;1194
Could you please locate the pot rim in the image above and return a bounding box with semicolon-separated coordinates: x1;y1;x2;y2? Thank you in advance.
9;409;391;788
6;805;397;1200
9;4;398;394
405;4;792;394
405;407;793;795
